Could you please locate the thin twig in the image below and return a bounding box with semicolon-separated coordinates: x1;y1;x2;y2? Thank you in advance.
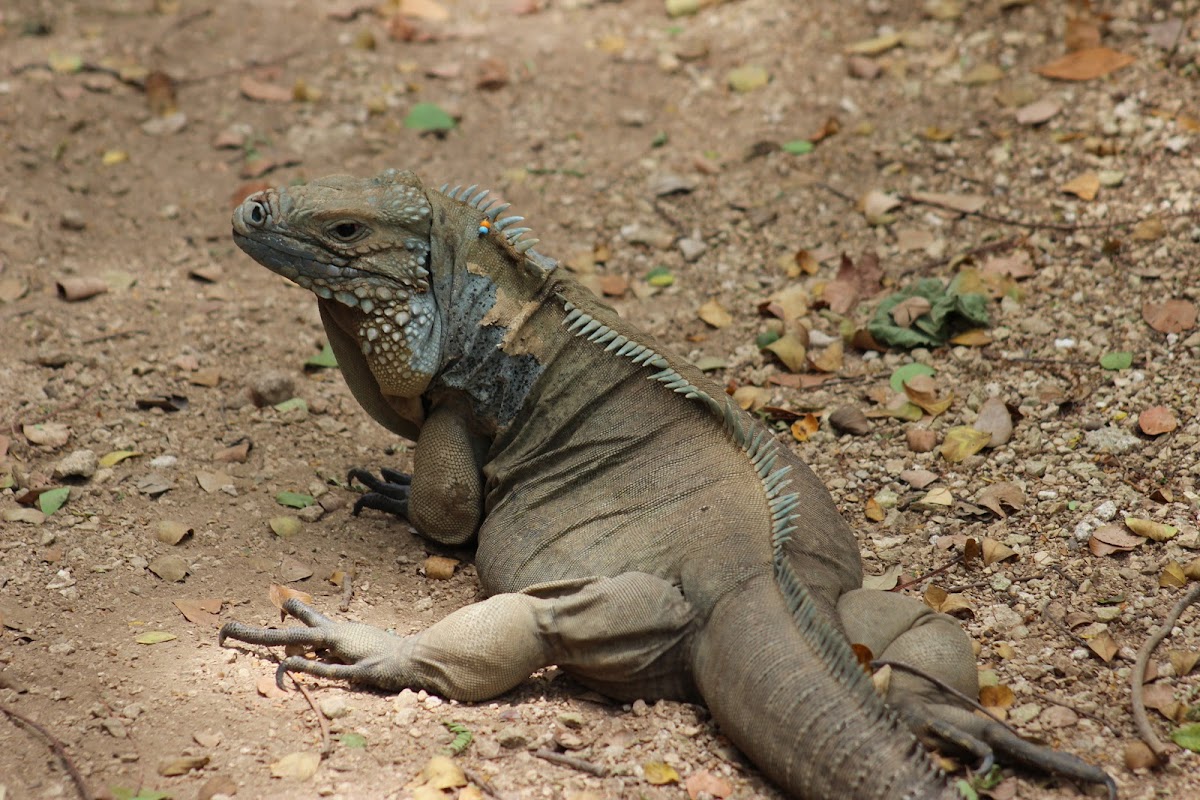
289;676;332;758
0;702;94;800
891;554;962;592
533;748;609;777
1132;584;1200;760
462;766;504;799
7;384;102;435
871;659;1013;731
81;329;147;345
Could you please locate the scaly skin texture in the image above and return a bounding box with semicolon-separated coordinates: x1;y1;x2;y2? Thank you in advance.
222;170;1114;799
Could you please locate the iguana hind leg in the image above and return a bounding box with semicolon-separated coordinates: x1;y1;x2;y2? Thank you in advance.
219;572;695;703
838;589;1115;792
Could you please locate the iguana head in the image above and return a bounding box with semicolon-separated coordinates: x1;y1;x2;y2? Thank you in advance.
232;169;442;398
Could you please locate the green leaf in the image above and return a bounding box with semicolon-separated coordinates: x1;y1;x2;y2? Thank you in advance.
337;732;367;749
404;102;456;132
645;267;675;287
755;330;781;348
889;363;936;393
782;139;814;155
276;491;315;509
38;487;71;516
273;397;308;413
1171;723;1200;752
135;631;178;645
443;720;473;755
954;779;979;800
304;343;338;369
111;788;172;800
651;131;669;148
868;277;991;349
1099;351;1133;370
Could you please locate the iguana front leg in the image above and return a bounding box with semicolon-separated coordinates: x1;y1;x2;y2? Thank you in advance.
352;401;489;546
838;589;1115;793
219;573;696;702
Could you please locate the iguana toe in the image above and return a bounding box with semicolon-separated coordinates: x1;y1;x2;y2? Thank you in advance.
348;467;412;518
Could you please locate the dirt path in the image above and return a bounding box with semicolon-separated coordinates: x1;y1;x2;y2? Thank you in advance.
1;2;1198;798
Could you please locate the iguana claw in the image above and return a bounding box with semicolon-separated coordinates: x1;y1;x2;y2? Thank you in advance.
348;467;412;518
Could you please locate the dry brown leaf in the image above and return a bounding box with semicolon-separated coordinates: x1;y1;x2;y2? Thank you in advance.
981;538;1018;566
399;0;450;21
1170;650;1200;677
829;405;871;436
239;75;293;103
980;251;1035;279
902;374;953;417
424;555;459;580
859;190;902;225
1138;406;1178;436
979;684;1015;709
1060;172;1100;200
1065;14;1102;52
173;597;221;626
1142;299;1197;334
923;584;974;617
1089;524;1143;556
1125;517;1179;542
1185;558;1200;581
1086;631;1119;662
764;284;810;321
270;751;320;780
697;299;733;328
977;483;1025;519
1132;218;1166;241
845;32;903;56
822;252;883;313
862;565;902;591
597;273;628;297
155;520;193;545
891;296;933;328
1036;47;1135;81
268;583;314;611
732;386;771;411
907;192;988;214
1124;740;1160;771
685;770;733;800
900;469;938;489
1015;98;1061;126
56;277;109;302
864;497;885;522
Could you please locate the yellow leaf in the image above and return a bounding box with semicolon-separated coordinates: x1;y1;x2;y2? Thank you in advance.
940;426;991;462
1086;631;1119;663
696;299;733;329
643;761;680;785
790;413;819;442
1125;517;1179;542
421;755;466;789
99;450;142;467
102;149;129;166
763;333;807;372
979;684;1015;709
845;32;903;56
270;751;320;781
1160;562;1188;588
949;328;992;346
865;497;885;522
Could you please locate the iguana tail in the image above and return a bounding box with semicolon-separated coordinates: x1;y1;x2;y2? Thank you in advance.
691;570;959;800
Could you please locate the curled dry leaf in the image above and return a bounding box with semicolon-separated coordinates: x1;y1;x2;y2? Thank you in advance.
763;284;810;321
923;584;974;617
790;413;819;442
905;428;937;453
424;555;459;580
979;684;1015;710
1142;299;1197;334
1089;524;1143;556
1125;517;1178;542
808;340;844;373
907;192;987;215
696;299;732;328
155;520;193;545
859;190;902;225
148;554;188;582
54;276;108;302
977;482;1025;519
1086;630;1119;663
733;386;771;411
828;405;870;436
981;538;1018;567
1015;97;1061;126
239;75;293;103
270;751;320;781
890;296;932;327
902;374;953;417
268;583;314;611
862;564;901;591
1124;740;1160;771
1138;406;1178;436
763;333;807;372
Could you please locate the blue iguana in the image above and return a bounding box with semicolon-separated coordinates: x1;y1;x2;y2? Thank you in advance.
220;169;1115;799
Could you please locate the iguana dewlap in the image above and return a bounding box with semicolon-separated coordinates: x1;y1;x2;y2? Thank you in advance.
222;170;1115;799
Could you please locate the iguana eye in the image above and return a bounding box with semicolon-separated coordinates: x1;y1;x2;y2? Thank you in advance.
328;221;367;242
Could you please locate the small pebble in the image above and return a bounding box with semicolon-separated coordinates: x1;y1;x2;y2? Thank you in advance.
53;449;98;479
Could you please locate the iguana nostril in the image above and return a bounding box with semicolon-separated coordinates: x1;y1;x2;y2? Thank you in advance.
247;200;267;226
